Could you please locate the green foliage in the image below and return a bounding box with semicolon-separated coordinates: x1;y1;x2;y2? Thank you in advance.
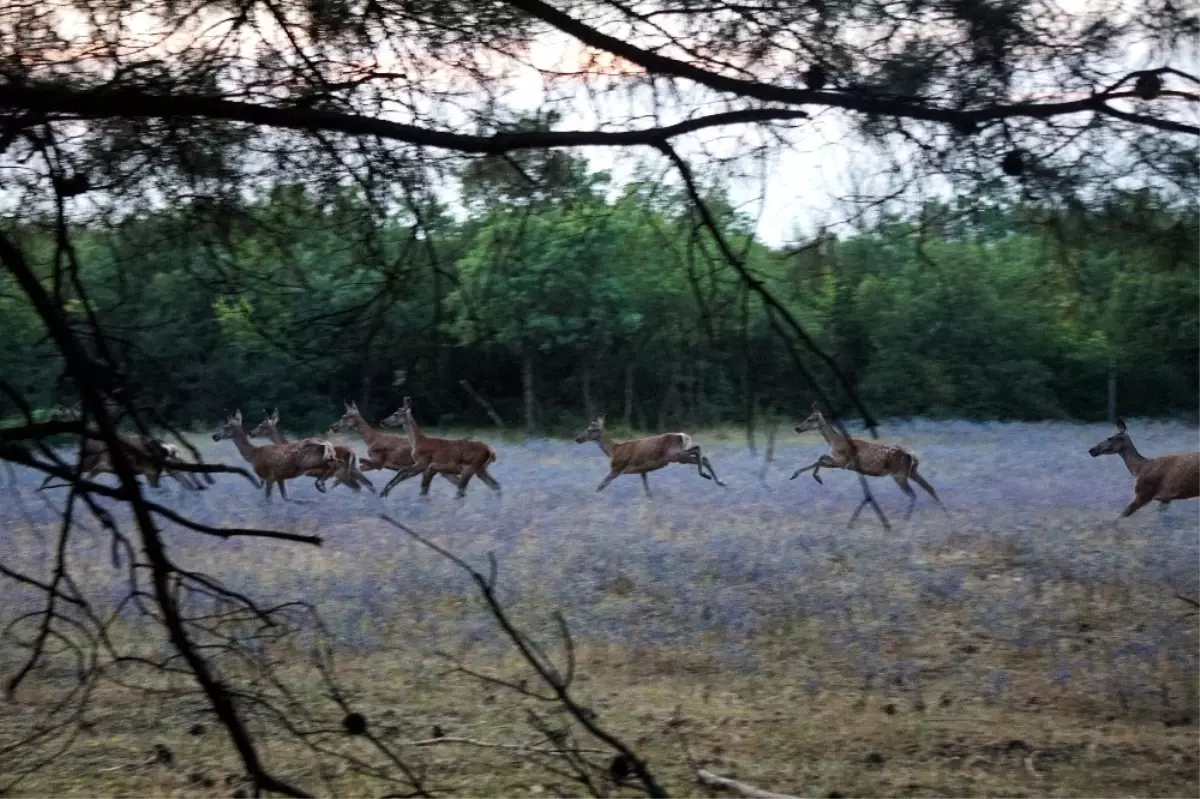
1;176;1195;431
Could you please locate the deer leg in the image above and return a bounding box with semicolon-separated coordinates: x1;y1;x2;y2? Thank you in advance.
476;467;501;492
263;481;274;501
596;472;620;492
893;474;917;519
683;446;712;481
791;458;832;484
909;468;947;513
380;466;421;497
640;473;652;497
419;467;438;496
277;480;290;502
700;456;725;487
454;467;477;499
1120;494;1152;518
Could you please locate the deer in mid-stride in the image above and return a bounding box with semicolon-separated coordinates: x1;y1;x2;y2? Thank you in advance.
328;400;461;493
574;415;726;497
248;408;375;494
1088;416;1199;518
790;404;945;523
212;409;338;501
38;404;204;492
378;397;500;499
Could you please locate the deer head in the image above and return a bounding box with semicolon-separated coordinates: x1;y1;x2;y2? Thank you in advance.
794;404;825;434
212;409;244;442
380;397;413;429
575;415;606;444
1089;417;1132;458
248;408;280;440
329;401;362;434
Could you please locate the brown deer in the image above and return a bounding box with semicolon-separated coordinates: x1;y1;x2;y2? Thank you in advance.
38;404;204;492
328;401;461;492
574;415;726;497
212;409;338;501
789;404;945;523
378;397;500;499
1088;416;1199;517
248;409;375;494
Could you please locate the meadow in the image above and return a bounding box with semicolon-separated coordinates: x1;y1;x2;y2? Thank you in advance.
1;418;1197;797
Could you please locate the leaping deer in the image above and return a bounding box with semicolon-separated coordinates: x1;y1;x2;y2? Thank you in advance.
212;409;339;501
1088;416;1199;517
248;408;375;494
38;403;205;492
789;404;945;523
328;401;461;493
574;415;726;497
378;397;500;499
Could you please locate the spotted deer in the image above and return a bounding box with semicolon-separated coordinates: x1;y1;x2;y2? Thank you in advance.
328;401;461;492
790;404;945;522
378;397;500;498
248;408;375;494
574;415;726;497
38;403;204;492
1088;416;1199;517
212;409;338;501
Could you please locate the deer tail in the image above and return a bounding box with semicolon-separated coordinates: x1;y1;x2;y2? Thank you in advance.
487;445;497;466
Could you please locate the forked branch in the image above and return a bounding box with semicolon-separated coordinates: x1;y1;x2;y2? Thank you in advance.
380;515;667;798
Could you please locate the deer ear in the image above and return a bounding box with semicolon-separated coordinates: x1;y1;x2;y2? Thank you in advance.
271;407;279;421
597;415;605;425
234;409;242;424
1116;416;1126;432
403;396;412;409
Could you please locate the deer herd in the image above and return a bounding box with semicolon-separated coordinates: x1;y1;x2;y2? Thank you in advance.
40;401;1199;523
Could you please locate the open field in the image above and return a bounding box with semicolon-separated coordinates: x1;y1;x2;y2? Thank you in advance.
1;419;1198;797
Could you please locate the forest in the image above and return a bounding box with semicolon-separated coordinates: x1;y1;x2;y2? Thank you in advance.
3;157;1195;433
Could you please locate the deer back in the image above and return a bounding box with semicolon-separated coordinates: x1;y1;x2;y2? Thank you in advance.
832;437;913;477
611;433;686;473
1138;451;1200;501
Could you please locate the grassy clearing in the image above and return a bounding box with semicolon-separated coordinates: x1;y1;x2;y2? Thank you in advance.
1;420;1197;796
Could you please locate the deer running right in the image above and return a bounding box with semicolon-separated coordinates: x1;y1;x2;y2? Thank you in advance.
249;408;375;494
574;415;725;497
1088;416;1199;517
212;409;338;501
790;404;945;523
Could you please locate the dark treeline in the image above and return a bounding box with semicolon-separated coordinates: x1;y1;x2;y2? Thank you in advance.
2;159;1196;434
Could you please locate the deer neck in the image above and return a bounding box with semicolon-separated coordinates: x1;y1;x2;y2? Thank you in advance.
353;415;379;444
227;427;259;462
403;413;426;448
816;415;843;446
1117;441;1147;477
268;427;288;445
595;431;616;458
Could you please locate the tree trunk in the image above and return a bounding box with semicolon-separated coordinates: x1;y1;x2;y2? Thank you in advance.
1107;358;1117;424
522;345;536;436
623;362;635;428
582;362;596;421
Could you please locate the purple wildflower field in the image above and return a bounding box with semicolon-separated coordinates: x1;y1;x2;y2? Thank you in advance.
1;418;1197;794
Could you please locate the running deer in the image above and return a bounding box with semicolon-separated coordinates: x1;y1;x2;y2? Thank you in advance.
790;404;945;522
212;409;338;501
1088;416;1199;517
327;400;460;492
378;397;500;499
248;409;375;494
574;415;726;497
38;404;204;492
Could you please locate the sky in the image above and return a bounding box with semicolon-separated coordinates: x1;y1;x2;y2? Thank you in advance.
14;1;1194;247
